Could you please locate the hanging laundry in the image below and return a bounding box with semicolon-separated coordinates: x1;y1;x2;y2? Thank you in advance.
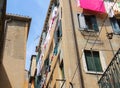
76;0;80;7
104;1;114;17
43;7;58;51
80;0;105;13
113;2;120;13
52;6;58;19
43;31;50;49
51;7;58;25
49;20;53;30
37;54;44;76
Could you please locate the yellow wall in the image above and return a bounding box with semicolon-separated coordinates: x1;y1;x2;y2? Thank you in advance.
1;19;29;88
37;0;120;88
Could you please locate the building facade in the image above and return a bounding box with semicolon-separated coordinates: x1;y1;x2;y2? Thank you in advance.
35;0;120;88
0;0;6;63
28;55;37;88
0;14;31;88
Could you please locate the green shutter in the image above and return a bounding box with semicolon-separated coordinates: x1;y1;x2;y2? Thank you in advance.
36;52;40;65
58;20;62;37
85;50;95;71
84;50;103;72
93;51;103;72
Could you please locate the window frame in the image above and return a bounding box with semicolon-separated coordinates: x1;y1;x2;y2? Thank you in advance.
82;50;106;74
77;13;99;32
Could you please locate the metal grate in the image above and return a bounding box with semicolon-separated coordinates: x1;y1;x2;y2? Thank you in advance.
98;48;120;88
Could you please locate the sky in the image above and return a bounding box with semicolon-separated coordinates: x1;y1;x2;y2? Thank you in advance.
7;0;50;70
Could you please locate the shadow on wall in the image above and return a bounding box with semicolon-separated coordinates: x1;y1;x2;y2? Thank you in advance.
0;64;12;88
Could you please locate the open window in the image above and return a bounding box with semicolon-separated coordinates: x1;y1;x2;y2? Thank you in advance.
78;13;99;32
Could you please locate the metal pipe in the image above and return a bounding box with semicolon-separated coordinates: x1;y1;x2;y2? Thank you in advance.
0;18;12;63
68;0;85;88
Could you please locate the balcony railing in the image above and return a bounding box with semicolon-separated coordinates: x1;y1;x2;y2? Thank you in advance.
98;48;120;88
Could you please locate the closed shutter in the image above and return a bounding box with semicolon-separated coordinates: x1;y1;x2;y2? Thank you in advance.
85;50;95;71
93;51;103;72
84;50;103;72
78;13;87;30
58;20;62;37
36;53;40;65
53;43;58;55
54;30;58;43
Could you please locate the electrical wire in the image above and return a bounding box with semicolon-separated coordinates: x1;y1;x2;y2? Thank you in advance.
104;24;115;55
70;32;92;82
70;0;118;83
91;0;118;49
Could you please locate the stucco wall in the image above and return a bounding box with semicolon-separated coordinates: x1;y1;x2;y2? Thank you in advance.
2;20;27;88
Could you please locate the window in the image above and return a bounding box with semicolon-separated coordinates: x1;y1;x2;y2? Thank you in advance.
110;17;120;34
44;57;50;72
54;0;59;7
83;50;103;73
54;20;62;42
57;20;62;39
78;13;99;32
59;60;65;78
53;20;62;55
52;0;59;9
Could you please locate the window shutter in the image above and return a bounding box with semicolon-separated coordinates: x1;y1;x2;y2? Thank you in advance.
78;13;87;30
84;50;103;72
93;51;103;72
91;16;99;32
110;17;120;34
41;32;47;45
58;20;62;37
85;50;95;71
53;43;58;55
54;30;58;43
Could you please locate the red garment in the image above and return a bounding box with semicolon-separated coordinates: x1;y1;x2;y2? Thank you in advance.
80;0;105;13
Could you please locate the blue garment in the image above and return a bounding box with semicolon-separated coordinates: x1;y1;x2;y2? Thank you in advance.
110;17;120;34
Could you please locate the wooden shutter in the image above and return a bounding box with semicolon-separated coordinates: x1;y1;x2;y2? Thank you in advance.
78;13;87;30
93;51;103;72
84;50;95;71
84;50;103;72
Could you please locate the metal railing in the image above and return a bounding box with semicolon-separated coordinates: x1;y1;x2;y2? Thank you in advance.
98;48;120;88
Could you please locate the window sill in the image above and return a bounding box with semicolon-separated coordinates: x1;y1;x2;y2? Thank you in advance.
85;71;103;75
79;28;99;37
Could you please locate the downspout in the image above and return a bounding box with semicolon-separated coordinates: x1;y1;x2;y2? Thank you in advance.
1;18;12;63
4;18;12;34
68;0;85;88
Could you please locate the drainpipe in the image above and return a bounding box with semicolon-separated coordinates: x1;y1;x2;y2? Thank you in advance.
68;0;85;88
0;18;12;63
4;18;12;34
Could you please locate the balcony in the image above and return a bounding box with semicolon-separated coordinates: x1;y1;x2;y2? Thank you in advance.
98;48;120;88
